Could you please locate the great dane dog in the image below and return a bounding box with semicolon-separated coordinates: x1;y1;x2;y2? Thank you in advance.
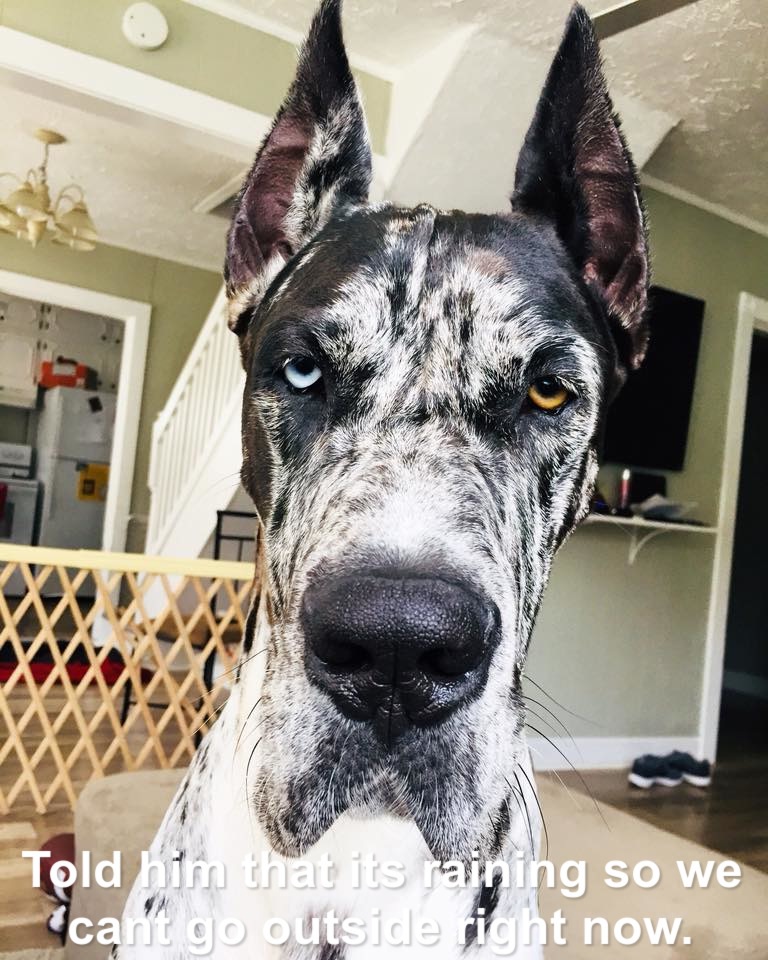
122;1;648;956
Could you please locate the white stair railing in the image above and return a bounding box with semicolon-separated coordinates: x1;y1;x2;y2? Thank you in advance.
146;286;245;557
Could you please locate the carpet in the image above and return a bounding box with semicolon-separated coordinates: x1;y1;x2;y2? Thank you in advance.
0;952;64;960
3;775;766;958
537;776;768;957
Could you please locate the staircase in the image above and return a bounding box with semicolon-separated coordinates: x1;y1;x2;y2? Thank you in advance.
145;287;245;558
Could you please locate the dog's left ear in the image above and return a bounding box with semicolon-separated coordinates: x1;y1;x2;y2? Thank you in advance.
225;0;372;334
512;4;649;372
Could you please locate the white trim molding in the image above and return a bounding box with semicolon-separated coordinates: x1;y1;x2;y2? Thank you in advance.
0;269;151;554
698;292;768;760
642;174;768;240
0;25;391;236
0;26;271;164
528;736;701;771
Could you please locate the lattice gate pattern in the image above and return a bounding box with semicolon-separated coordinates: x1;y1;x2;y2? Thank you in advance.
0;545;254;814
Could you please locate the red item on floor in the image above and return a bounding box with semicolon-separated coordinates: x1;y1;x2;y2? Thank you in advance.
0;640;151;686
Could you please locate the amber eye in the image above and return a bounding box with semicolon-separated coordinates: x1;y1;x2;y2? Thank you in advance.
527;377;570;411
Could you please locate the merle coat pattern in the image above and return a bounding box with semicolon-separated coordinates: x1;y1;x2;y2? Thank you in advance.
121;2;649;956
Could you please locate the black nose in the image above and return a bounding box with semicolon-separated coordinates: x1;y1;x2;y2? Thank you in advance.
302;575;497;742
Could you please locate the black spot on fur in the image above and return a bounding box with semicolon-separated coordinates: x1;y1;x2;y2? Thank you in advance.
269;495;287;536
489;797;512;858
465;871;504;947
242;596;259;655
319;944;345;960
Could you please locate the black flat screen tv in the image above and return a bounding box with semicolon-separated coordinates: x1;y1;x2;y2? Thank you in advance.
603;286;704;472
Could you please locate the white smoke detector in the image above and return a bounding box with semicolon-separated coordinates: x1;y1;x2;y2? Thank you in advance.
122;3;169;50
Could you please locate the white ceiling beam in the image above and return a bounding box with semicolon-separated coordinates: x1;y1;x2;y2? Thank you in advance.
0;26;388;202
593;0;703;39
0;27;271;163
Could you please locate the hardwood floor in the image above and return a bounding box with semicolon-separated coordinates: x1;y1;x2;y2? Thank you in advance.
0;808;72;951
1;685;186;952
558;690;768;873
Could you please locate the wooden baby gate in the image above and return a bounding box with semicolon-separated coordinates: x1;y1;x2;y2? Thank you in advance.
0;543;254;814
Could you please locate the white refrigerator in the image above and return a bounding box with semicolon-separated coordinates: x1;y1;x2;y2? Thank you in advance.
36;387;116;552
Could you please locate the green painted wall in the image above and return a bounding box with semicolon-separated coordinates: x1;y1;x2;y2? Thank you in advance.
527;188;768;741
0;233;220;552
3;169;765;741
0;0;390;153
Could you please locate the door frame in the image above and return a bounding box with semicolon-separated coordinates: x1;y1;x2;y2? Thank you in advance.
0;269;150;553
699;292;768;759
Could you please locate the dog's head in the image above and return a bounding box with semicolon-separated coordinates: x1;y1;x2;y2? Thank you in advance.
225;0;648;860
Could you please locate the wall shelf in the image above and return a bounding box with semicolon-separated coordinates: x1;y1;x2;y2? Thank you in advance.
583;513;718;564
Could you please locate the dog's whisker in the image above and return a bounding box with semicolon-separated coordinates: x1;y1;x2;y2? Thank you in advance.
511;769;536;860
245;735;262;792
524;676;600;727
544;766;584;812
523;707;563;742
187;699;228;739
521;693;579;746
234;696;264;755
181;647;268;713
235;711;268;760
525;723;610;832
515;761;550;868
505;773;534;859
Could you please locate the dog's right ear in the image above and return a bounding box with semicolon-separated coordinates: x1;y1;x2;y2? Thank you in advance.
225;0;372;335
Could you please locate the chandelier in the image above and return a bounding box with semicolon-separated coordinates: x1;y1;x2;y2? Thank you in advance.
0;129;98;252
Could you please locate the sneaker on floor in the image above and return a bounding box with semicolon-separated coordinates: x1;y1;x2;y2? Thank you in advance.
666;751;712;787
628;754;683;789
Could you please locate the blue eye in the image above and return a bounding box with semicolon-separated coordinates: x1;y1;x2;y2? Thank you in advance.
283;356;322;391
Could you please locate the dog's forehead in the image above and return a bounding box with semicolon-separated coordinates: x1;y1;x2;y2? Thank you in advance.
260;204;607;395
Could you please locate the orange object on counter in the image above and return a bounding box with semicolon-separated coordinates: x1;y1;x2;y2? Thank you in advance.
39;358;90;388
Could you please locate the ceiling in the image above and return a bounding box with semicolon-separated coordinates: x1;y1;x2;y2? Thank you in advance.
226;0;768;229
1;0;764;272
0;86;242;270
602;0;768;228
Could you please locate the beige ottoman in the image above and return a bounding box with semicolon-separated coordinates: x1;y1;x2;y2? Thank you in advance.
66;769;185;960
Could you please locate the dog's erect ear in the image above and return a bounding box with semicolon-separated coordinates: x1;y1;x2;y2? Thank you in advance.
512;4;649;372
225;0;371;334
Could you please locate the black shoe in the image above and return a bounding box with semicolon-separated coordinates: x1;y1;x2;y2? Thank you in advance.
628;754;683;789
666;751;712;787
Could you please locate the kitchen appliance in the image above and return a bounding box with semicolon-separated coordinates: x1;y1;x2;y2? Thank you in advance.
0;441;34;479
36;387;116;554
0;443;40;596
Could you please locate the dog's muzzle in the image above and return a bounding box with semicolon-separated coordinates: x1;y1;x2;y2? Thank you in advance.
302;573;499;743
